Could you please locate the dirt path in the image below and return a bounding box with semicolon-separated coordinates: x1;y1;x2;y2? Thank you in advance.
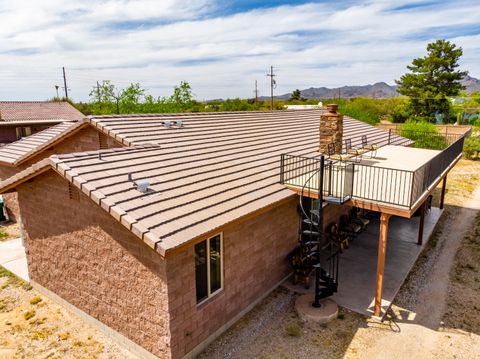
416;187;480;327
345;186;480;359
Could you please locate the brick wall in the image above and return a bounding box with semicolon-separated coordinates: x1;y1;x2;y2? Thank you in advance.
18;171;172;358
165;197;300;358
0;126;17;143
323;203;352;230
1;126;122;221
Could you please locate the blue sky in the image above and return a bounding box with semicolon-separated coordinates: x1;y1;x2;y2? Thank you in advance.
0;0;479;101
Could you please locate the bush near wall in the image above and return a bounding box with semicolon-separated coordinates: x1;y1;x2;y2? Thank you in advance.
400;120;447;150
463;134;480;160
326;97;409;125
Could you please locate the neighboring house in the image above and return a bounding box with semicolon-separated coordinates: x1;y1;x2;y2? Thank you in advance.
0;121;120;220
0;101;84;144
0;109;464;358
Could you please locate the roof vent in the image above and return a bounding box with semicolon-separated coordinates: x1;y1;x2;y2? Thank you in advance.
176;120;183;127
134;180;151;193
164;121;172;128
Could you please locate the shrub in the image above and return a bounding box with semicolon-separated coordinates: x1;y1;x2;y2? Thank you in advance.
23;309;36;320
0;227;7;240
401;120;447;149
390;102;412;123
285;322;302;337
29;295;42;305
326;97;409;125
463;136;480;160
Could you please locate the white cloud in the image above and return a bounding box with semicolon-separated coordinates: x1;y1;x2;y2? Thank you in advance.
0;0;479;101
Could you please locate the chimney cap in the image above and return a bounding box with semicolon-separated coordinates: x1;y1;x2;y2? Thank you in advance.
326;104;338;113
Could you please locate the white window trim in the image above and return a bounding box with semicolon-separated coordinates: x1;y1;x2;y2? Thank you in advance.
197;233;224;306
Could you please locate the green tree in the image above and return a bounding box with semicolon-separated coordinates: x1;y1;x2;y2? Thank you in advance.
396;40;468;123
169;81;194;111
290;89;302;101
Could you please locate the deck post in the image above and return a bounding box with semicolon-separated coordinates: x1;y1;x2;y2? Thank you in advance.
440;176;447;210
417;200;427;245
374;212;391;317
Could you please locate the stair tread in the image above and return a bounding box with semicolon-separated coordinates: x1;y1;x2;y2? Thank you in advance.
303;218;319;226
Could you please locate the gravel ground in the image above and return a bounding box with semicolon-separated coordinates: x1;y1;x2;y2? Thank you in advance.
199;287;367;359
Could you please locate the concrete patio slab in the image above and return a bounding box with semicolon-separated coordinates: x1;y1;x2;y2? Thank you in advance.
283;207;443;318
0;238;29;282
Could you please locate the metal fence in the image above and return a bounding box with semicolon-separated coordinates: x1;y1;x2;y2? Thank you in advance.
409;135;465;207
280;154;353;203
280;132;465;209
350;165;414;207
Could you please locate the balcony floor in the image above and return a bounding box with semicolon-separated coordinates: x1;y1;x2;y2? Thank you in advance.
358;145;440;170
283;207;443;318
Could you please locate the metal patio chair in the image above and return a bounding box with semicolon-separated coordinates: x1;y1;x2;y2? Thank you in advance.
345;138;367;163
361;135;379;158
327;142;353;162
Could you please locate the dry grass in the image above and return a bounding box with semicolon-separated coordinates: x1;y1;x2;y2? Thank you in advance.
0;222;20;242
441;159;480;206
0;266;138;358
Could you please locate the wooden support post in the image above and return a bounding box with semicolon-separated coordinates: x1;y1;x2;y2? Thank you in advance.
374;212;391;317
440;176;447;210
417;200;427;245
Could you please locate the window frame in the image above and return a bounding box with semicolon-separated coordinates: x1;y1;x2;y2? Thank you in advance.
15;126;31;139
195;233;224;306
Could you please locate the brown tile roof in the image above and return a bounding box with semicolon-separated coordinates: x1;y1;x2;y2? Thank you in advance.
0;110;404;255
0;101;85;123
0;121;83;166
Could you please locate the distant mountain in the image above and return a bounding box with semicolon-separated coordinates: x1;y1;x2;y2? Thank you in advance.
462;75;480;93
270;75;479;100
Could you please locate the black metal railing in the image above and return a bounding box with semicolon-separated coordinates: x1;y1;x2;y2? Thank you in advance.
350;165;414;207
409;135;465;207
280;132;465;209
280;154;353;203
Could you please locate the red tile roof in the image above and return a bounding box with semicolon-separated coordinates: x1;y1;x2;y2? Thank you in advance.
0;101;84;123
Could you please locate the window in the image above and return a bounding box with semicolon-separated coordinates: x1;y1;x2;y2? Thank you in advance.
195;234;223;303
16;126;32;139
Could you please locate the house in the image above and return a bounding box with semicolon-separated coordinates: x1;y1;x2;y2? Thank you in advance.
0;110;391;221
0;108;464;358
0;120;120;220
0;101;84;144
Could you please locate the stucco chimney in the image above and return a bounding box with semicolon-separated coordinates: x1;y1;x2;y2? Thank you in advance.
319;104;343;154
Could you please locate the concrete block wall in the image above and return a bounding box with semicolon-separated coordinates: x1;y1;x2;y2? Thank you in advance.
17;171;172;358
165;197;299;358
323;203;352;230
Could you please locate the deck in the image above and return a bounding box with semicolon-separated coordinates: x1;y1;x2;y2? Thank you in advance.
282;141;463;216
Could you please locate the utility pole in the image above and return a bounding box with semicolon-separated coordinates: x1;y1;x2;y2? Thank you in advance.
266;66;276;110
96;81;101;101
254;80;258;104
338;87;341;99
62;67;69;99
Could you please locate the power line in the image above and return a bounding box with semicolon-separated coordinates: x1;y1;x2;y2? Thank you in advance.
266;65;276;110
